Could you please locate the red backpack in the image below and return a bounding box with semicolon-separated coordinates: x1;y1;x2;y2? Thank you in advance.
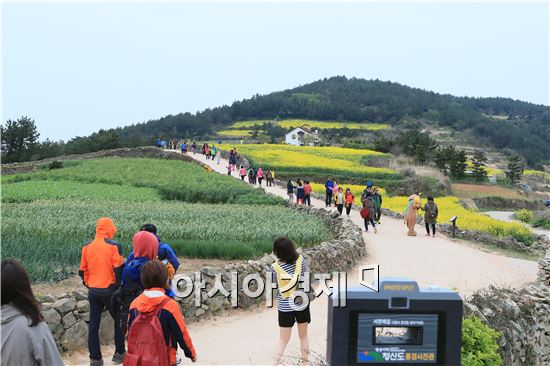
123;298;170;366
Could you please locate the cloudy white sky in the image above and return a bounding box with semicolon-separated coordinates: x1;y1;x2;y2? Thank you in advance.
2;1;549;140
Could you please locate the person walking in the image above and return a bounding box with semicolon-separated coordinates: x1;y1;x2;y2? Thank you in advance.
334;187;344;215
287;180;296;202
1;259;64;366
267;168;275;187
227;164;233;176
266;168;273;187
373;187;383;224
239;165;247;181
79;217;125;365
270;237;310;366
216;147;221;164
422;196;439;238
111;231;159;349
324;178;334;207
180;142;186;154
296;180;305;205
344;188;355;216
404;193;422;236
257;168;264;186
361;192;377;233
303;180;312;207
192;141;197;155
126;260;197;366
332;180;339;205
248;167;255;184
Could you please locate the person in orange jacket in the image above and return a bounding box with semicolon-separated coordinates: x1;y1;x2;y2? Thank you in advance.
127;260;197;365
79;217;125;366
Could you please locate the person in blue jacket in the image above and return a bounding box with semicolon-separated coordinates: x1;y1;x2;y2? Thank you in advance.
325;178;334;207
126;224;180;272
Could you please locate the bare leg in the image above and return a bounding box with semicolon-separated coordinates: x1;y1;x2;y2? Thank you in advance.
297;323;309;366
274;327;292;366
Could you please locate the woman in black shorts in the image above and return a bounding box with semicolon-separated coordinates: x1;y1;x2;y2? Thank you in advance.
270;237;310;366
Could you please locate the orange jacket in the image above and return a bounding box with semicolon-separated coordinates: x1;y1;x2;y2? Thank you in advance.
128;289;197;364
79;218;124;289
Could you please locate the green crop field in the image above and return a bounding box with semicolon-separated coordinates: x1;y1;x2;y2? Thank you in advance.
1;158;329;282
7;158;283;205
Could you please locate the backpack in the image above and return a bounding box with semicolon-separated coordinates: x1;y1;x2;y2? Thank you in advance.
427;203;438;218
123;298;171;366
360;207;370;219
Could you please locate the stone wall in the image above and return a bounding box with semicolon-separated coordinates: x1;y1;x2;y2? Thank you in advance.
2;147;197;175
464;247;550;366
39;205;366;353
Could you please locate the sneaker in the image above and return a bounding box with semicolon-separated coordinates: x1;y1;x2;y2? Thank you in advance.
426;233;431;237
90;359;104;366
112;353;125;364
374;227;378;233
176;356;183;365
432;234;436;238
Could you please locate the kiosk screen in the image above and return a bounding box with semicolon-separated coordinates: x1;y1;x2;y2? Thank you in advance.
356;313;438;363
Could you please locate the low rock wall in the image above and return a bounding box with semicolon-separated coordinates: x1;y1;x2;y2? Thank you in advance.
464;248;550;366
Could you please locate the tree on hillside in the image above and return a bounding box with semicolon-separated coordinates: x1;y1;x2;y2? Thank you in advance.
471;150;488;181
505;155;524;184
1;116;40;163
434;145;455;173
396;129;439;164
449;149;468;179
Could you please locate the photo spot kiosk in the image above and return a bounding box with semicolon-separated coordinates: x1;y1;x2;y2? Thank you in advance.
327;278;462;366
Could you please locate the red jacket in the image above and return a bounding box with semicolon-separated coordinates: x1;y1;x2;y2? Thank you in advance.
303;184;312;195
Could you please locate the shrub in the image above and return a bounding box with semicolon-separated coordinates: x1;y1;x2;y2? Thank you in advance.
461;316;502;366
48;160;63;170
514;209;534;224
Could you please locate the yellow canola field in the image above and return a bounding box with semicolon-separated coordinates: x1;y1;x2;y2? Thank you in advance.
220;144;396;178
230;119;389;130
217;129;253;137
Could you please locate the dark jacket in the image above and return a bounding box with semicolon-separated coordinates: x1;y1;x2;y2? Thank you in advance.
423;202;439;224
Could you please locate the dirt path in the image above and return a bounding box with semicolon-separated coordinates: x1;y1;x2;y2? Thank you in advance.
65;150;538;365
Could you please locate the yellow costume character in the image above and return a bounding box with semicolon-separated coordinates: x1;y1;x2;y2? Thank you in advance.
404;194;422;236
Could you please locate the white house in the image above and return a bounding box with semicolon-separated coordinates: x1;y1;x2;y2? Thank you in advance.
285;127;320;146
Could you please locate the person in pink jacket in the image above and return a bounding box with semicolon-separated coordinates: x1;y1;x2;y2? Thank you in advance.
239;166;247;181
257;168;264;186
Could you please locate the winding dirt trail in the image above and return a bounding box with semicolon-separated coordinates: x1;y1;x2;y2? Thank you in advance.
65;150;538;365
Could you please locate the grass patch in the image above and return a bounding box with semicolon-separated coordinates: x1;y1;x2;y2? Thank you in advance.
171;239;273;260
452;183;522;199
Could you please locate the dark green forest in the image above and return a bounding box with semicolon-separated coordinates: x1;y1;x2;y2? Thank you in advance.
3;76;550;166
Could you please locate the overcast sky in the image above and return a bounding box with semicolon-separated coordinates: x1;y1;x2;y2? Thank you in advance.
2;1;549;141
